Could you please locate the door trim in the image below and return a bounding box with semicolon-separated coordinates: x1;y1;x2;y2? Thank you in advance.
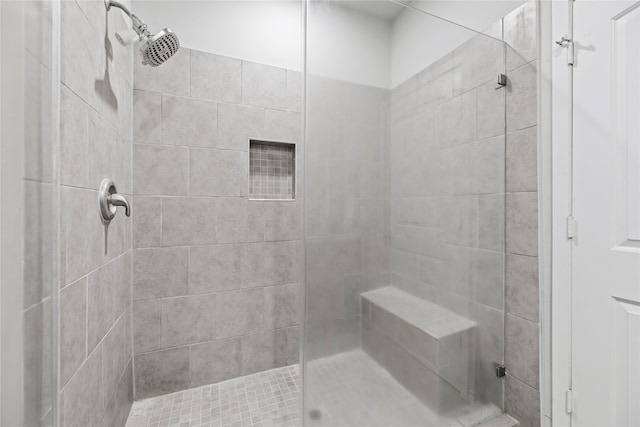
544;0;574;425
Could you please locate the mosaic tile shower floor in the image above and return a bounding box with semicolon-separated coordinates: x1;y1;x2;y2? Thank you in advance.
125;365;300;427
126;350;516;427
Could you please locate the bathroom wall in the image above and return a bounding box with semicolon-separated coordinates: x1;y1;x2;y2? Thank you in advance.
391;0;527;86
1;1;55;425
131;47;302;399
385;1;539;425
132;0;301;71
58;0;134;425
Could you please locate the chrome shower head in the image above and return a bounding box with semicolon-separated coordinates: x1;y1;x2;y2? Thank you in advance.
140;29;180;67
106;0;180;67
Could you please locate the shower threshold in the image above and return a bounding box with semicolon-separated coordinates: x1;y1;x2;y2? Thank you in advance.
125;350;517;427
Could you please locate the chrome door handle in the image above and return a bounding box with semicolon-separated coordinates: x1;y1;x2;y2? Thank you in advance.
99;179;131;223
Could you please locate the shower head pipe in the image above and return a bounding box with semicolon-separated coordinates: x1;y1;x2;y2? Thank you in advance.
105;0;180;66
105;0;151;38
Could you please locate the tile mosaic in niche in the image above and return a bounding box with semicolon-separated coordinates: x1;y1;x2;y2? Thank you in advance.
249;140;295;200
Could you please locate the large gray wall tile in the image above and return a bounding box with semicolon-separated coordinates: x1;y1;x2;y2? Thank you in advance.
60;278;87;387
434;90;476;148
241;241;300;287
102;315;126;407
285;327;300;364
478;194;504;252
216;288;264;339
133;144;188;196
504;1;537;71
241;329;287;375
60;0;103;112
506;254;539;322
189;149;247;197
134;347;190;399
133;90;161;145
60;85;89;188
506;192;538;256
133;197;162;248
162;95;217;148
113;254;132;321
264;109;301;143
133;247;188;300
476;81;506;140
505;313;540;388
191;50;241;103
286;70;302;112
217;103;264;151
417;54;453;108
264;202;301;241
133;299;161;354
190;338;241;387
505;375;541;427
472;135;505;194
264;283;300;329
452;33;504;94
216;198;264;243
162;197;217;246
507;61;537;132
474;250;504;310
87;260;116;353
134;47;190;96
160;294;216;347
61;346;102;427
189;245;242;294
242;61;287;110
61;90;131;194
507;126;537;192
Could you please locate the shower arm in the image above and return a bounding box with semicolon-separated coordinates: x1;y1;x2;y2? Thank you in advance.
105;0;151;38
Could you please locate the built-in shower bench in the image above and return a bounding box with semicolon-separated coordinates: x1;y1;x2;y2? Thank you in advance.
360;286;477;415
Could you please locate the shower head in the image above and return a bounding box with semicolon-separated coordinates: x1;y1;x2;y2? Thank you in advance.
105;0;180;67
140;29;180;67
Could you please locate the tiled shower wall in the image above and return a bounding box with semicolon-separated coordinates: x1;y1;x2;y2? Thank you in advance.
304;75;388;360
58;0;134;426
387;2;539;426
131;47;302;399
502;3;540;426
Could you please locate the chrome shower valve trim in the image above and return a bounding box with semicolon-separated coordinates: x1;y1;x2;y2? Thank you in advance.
99;179;131;224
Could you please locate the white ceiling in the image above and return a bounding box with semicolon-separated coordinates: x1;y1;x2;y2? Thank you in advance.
335;0;411;21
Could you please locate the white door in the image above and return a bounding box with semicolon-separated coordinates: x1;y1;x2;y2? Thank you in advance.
572;1;640;425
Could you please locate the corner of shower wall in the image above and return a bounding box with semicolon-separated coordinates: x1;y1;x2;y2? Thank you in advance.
57;0;135;425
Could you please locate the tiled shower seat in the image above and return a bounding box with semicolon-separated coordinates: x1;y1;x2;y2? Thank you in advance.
361;287;477;415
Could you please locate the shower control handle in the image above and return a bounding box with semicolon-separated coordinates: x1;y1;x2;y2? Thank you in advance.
99;179;131;223
109;193;130;217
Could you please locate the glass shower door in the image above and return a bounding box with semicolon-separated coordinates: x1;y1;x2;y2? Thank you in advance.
303;1;507;425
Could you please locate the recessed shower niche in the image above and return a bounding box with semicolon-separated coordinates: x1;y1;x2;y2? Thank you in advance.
249;140;296;200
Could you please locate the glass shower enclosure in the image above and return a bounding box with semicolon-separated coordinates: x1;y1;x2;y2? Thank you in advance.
303;1;508;425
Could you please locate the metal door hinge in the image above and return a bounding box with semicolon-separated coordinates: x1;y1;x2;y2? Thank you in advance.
565;389;574;414
556;37;575;66
566;215;577;240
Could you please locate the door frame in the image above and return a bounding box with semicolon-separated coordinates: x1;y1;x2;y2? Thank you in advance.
540;0;574;426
